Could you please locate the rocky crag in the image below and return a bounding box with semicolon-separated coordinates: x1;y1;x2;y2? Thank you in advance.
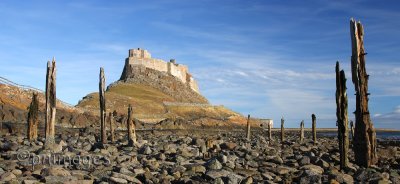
78;48;245;125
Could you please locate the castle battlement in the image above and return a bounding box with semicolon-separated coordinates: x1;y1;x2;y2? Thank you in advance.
123;48;199;93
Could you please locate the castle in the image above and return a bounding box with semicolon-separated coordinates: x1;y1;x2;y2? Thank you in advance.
122;48;200;93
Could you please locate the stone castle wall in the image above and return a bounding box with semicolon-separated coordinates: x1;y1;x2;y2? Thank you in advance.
124;48;199;93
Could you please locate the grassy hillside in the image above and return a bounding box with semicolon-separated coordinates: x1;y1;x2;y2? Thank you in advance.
77;82;246;124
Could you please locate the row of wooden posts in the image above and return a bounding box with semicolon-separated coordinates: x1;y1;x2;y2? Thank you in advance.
245;19;377;170
26;62;138;147
26;18;377;169
245;114;317;144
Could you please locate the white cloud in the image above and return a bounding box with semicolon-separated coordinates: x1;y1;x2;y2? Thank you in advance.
373;106;400;128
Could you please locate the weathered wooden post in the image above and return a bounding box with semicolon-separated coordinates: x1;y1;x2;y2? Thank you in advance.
127;104;137;146
350;18;377;167
312;114;317;143
246;114;251;140
300;120;304;143
268;121;272;141
45;59;56;145
350;120;354;140
336;61;349;170
109;112;115;143
280;117;285;142
99;67;106;144
27;92;39;141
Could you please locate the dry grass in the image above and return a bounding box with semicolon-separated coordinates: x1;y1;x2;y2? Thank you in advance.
77;83;244;124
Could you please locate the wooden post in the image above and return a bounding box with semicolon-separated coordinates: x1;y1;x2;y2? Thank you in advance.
27;93;39;141
268;121;272;141
280;117;285;143
312;114;317;143
336;61;349;170
109;112;115;143
99;67;106;144
127;104;137;146
300;120;304;143
350;18;377;167
246;114;251;140
45;59;56;145
350;120;354;140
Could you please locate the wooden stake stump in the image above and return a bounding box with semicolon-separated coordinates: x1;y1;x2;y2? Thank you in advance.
300;120;304;143
27;93;39;141
45;59;56;146
99;67;106;144
268;121;272;141
127;105;137;146
109;112;115;143
336;61;349;170
312;114;317;143
246;114;251;140
280;117;285;143
350;18;377;167
350;120;354;140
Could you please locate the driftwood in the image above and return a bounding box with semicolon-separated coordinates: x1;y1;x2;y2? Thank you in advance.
99;67;106;144
127;104;137;146
45;59;56;145
336;61;349;170
27;92;39;141
350;18;377;167
312;114;317;143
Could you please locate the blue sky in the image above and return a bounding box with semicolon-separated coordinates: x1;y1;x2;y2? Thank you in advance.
0;0;399;128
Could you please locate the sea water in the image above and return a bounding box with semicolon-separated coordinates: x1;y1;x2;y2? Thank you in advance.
318;131;400;140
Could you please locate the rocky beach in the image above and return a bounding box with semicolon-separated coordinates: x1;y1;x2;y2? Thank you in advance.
0;2;399;183
0;126;399;183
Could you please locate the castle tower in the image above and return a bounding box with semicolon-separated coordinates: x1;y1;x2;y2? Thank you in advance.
129;48;151;58
122;48;200;94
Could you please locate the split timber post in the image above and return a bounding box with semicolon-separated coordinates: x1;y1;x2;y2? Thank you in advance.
246;114;251;140
99;67;106;144
45;59;56;145
280;117;285;143
127;104;137;146
300;120;304;143
268;121;272;141
350;120;354;140
312;114;317;143
27;92;39;141
350;18;377;167
336;61;349;170
109;112;115;143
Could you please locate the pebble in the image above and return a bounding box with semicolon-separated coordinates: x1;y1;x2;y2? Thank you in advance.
0;129;397;183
